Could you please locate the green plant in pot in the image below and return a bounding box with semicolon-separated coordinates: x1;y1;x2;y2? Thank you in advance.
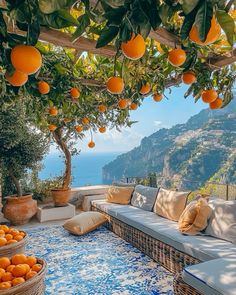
0;104;49;225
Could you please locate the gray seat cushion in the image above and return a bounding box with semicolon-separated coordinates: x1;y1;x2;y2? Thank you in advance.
82;194;106;211
131;185;159;211
92;200;236;262
183;257;236;295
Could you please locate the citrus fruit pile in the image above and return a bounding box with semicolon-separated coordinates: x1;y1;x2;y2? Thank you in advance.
0;254;42;290
0;225;25;247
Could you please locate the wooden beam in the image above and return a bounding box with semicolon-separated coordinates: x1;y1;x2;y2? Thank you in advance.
207;49;236;69
149;28;181;48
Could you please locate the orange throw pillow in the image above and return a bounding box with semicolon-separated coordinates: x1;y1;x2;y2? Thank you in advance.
178;198;212;235
106;186;134;205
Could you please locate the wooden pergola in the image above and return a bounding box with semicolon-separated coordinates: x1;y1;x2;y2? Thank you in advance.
1;0;236;88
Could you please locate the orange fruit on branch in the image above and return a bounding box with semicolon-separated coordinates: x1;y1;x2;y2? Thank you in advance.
70;87;80;99
82;117;90;125
189;16;221;46
11;45;42;75
153;93;163;102
12;277;25;286
121;34;146;60
48;124;57;132
98;104;107;113
182;71;197;84
107;77;124;94
118;98;128;109
38;81;50;94
6;70;28;87
0;282;11;290
201;89;218;103
88;141;95;148
48;106;58;117
0;257;11;270
75;125;83;133
139;83;151;95
209;98;223;109
130;102;138;110
168;48;186;67
99;127;106;133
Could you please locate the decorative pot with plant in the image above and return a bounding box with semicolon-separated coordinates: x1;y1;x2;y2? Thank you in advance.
0;104;49;225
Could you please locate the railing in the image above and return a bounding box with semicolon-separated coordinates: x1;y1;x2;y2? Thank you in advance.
121;175;236;200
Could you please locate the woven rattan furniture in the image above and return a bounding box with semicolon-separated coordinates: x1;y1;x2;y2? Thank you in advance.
92;205;202;295
0;231;28;258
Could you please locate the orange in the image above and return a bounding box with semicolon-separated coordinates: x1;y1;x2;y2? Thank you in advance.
98;104;107;113
82;117;90;125
31;263;42;273
153;93;163;102
118;99;128;109
12;264;27;277
12;277;25;286
139;83;151;95
182;71;197;84
6;240;17;245
88;141;95;149
14;235;24;242
168;48;186;67
99;127;106;133
0;268;5;278
201;89;218;103
48;106;58;116
0;282;11;290
209;98;223;109
130;102;138;110
11;254;27;265
25;270;37;280
19;232;25;237
6;265;15;273
107;77;124;94
38;81;50;94
11;45;42;75
0;225;9;233
21;264;30;273
121;34;146;60
75;125;83;133
0;230;5;235
5;234;13;241
5;70;28;87
48;124;57;132
0;258;11;269
1;272;13;282
189;16;221;45
25;256;37;267
0;237;7;246
8;229;19;236
70;87;80;99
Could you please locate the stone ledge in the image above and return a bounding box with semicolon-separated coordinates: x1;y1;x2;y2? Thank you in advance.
37;203;75;223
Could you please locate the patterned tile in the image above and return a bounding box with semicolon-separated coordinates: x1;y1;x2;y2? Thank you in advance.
26;225;174;295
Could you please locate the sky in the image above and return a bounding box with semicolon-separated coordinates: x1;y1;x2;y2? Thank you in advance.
49;84;208;154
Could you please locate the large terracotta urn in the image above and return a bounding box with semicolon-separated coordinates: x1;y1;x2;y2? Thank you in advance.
3;194;37;225
51;188;71;207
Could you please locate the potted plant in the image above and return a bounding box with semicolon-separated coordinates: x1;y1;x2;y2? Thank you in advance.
0;104;49;225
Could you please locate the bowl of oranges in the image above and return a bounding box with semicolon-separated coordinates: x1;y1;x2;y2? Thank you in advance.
0;225;28;258
0;254;46;294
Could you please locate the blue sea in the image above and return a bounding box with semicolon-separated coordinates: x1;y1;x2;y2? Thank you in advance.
39;152;120;187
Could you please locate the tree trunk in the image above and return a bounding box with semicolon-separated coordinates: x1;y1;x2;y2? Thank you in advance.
8;169;22;197
53;128;71;189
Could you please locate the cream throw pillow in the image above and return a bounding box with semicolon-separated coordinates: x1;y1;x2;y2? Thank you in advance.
106;186;134;205
178;198;212;235
154;188;190;221
63;212;107;235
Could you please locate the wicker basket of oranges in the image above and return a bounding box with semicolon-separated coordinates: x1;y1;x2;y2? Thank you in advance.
0;254;47;294
0;225;28;258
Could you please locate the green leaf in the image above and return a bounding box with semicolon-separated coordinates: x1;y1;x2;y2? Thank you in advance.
104;6;126;25
0;10;7;38
27;20;40;46
96;25;119;48
182;0;200;15
195;1;213;42
181;10;196;40
216;10;235;46
72;14;90;41
158;4;173;26
38;0;75;14
57;9;79;26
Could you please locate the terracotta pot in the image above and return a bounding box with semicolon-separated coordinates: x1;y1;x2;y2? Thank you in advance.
3;194;37;225
51;188;71;207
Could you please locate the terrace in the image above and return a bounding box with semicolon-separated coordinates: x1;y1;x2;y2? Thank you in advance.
0;0;235;294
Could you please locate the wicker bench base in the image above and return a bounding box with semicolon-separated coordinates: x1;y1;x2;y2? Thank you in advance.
92;205;202;295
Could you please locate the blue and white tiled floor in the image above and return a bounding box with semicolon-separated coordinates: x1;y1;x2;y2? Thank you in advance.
26;225;174;295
